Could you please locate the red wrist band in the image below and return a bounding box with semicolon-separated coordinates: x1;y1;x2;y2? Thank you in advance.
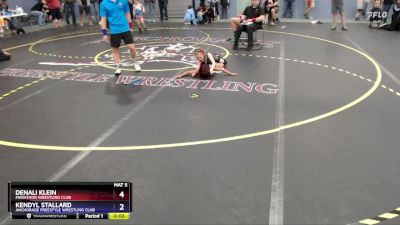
129;22;133;28
252;18;256;22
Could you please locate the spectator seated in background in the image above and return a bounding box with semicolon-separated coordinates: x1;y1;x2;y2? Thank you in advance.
196;6;205;24
380;0;400;30
230;0;264;51
0;0;26;34
41;0;50;22
369;0;384;28
31;0;46;26
3;18;25;34
0;0;8;12
264;0;279;25
184;6;197;25
205;5;214;24
382;0;393;23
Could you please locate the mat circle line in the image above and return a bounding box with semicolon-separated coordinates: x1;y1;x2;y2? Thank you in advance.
0;29;382;151
28;28;211;60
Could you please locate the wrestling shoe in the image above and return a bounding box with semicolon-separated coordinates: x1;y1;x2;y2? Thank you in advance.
245;44;253;51
115;68;122;76
133;61;141;72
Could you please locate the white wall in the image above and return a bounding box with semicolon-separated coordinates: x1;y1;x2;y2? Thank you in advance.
234;0;358;20
8;0;360;20
290;0;357;19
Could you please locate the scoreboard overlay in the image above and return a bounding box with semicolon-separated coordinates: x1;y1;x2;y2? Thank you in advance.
8;182;132;220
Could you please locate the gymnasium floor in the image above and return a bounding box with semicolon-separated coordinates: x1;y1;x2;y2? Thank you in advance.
0;22;399;225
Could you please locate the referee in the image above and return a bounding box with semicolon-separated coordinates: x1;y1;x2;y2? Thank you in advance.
100;0;141;75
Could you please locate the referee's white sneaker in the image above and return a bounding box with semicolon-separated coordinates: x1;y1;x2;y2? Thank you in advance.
133;61;141;72
115;68;122;76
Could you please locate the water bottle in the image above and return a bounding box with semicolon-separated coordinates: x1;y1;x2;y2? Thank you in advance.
16;6;24;14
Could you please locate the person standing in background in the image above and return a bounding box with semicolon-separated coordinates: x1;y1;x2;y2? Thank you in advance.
283;0;295;18
355;0;364;20
144;0;155;22
214;0;220;19
382;0;393;23
331;0;348;30
208;0;219;20
364;0;374;18
64;0;77;25
158;0;168;21
128;0;134;20
205;4;214;23
45;0;62;28
220;0;229;19
133;0;146;33
78;0;93;26
304;0;314;19
90;0;100;22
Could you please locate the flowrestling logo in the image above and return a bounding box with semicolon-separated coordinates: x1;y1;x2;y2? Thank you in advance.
0;68;279;95
102;43;200;68
368;11;388;19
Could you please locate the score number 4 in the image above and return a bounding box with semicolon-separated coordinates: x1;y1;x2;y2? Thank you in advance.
118;191;126;211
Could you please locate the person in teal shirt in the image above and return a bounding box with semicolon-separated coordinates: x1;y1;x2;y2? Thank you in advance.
100;0;141;75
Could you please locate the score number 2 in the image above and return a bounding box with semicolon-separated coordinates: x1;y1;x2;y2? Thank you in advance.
118;191;126;211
